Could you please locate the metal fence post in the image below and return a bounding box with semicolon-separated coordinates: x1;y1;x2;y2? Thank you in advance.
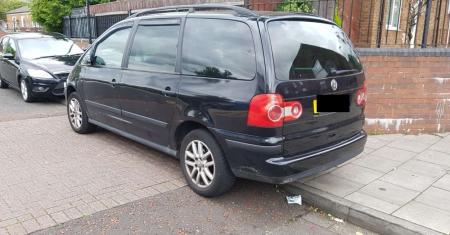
86;0;92;44
421;0;432;48
376;0;386;48
244;0;250;9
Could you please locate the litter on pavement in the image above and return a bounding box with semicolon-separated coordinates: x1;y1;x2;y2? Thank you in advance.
286;195;302;205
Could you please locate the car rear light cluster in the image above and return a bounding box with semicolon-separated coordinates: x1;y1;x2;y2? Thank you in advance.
356;83;367;107
247;94;303;128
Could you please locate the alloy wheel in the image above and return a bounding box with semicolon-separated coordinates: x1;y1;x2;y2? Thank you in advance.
184;140;215;188
20;80;28;100
68;98;83;129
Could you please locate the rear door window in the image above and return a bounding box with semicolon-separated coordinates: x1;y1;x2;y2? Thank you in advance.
268;20;362;81
182;18;256;80
128;23;180;73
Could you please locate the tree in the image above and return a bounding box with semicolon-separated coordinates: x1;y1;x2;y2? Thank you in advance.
276;0;314;13
0;0;24;20
405;0;429;47
30;0;114;32
30;0;72;32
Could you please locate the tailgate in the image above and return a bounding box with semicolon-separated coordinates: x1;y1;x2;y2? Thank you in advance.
267;19;365;156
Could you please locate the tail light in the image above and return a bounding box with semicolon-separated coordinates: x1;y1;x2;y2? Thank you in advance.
247;94;303;128
356;83;367;107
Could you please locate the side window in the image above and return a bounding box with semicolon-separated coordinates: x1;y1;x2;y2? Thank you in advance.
182;18;256;80
3;38;16;56
94;27;131;68
128;24;180;73
0;38;6;53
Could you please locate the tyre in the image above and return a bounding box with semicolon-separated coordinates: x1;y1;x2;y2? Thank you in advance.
0;79;8;89
20;78;35;102
67;92;96;134
180;129;236;197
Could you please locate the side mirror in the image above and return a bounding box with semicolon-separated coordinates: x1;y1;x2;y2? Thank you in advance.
2;53;14;60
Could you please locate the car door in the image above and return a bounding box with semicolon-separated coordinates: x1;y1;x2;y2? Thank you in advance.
0;37;20;88
120;18;181;146
80;23;133;130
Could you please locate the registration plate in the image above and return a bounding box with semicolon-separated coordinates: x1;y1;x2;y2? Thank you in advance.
313;95;350;114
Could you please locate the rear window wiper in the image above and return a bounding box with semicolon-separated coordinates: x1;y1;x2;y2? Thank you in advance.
329;69;360;75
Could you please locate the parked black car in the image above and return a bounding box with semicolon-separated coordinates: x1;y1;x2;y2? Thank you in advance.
65;5;367;197
0;33;83;102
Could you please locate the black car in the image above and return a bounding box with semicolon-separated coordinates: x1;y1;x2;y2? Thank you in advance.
65;5;367;197
0;33;83;102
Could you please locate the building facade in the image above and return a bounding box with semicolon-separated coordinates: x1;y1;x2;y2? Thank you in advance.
6;6;42;32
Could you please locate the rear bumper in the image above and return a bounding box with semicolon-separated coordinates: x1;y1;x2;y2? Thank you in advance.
211;129;367;184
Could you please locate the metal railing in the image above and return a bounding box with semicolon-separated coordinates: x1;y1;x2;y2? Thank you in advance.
62;0;450;48
63;13;128;40
247;0;450;48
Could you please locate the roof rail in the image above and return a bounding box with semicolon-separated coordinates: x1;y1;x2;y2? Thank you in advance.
129;4;258;18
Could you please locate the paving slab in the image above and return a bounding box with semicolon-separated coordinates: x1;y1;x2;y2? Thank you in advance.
399;159;447;178
330;163;384;184
358;180;420;206
416;186;450;212
387;139;432;153
416;150;450;169
393;201;450;234
287;134;450;235
352;154;402;173
429;139;450;154
380;168;437;191
433;174;450;191
305;174;363;197
370;146;417;163
345;191;400;214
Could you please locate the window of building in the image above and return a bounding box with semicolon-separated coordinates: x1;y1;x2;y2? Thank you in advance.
128;24;180;73
20;16;25;28
181;18;256;80
387;0;402;30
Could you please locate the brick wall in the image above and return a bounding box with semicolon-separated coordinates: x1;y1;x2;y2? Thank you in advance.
360;48;450;134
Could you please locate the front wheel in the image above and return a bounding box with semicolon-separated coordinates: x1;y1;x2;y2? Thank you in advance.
180;129;236;197
0;79;8;89
67;92;96;134
20;78;35;102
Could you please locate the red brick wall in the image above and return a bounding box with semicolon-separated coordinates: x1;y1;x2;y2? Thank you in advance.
361;50;450;134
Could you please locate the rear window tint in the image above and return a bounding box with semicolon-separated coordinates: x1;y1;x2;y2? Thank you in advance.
268;21;362;81
182;18;256;80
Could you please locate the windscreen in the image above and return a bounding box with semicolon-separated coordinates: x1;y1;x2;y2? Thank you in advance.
268;20;362;81
18;37;83;60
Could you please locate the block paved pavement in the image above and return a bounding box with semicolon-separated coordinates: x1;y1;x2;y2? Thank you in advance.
0;115;185;234
291;133;450;234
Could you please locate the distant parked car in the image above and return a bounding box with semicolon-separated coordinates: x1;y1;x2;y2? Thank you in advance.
0;33;83;102
65;5;367;197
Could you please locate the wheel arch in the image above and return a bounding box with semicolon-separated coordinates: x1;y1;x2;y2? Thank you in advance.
172;120;223;156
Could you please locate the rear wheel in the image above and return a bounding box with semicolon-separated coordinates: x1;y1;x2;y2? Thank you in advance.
0;79;8;89
67;92;96;134
180;129;235;197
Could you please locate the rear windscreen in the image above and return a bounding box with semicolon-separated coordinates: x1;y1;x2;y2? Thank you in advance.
268;20;362;81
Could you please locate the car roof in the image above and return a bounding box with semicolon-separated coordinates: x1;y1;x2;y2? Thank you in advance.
5;32;68;40
128;4;335;25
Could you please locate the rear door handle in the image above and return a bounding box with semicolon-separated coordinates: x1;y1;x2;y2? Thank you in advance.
163;86;175;97
111;78;117;87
